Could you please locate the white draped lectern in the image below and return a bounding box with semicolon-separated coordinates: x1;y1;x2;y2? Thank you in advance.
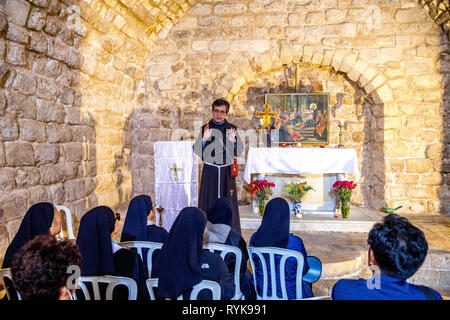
154;141;198;231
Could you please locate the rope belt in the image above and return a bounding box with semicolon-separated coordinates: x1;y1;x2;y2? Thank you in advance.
204;162;230;198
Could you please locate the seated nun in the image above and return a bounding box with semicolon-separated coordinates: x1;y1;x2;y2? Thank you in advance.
121;195;168;243
151;207;235;300
120;195;168;276
3;202;61;268
76;206;149;300
206;197;256;300
2;202;61;301
249;197;314;299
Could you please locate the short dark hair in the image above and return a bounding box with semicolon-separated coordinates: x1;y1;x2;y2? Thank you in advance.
11;235;81;300
368;214;428;279
212;98;230;114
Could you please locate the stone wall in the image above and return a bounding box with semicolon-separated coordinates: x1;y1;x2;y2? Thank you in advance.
142;0;450;215
0;0;195;260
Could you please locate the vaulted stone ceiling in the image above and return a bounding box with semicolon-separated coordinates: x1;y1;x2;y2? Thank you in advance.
420;0;450;39
98;0;196;47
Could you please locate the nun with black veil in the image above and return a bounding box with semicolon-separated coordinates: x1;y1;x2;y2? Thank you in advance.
120;195;168;243
1;202;61;300
206;197;256;300
76;206;149;300
120;195;168;277
151;207;235;300
249;197;314;299
3;202;61;268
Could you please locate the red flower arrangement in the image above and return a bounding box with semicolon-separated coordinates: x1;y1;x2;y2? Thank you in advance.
250;179;275;202
333;180;357;203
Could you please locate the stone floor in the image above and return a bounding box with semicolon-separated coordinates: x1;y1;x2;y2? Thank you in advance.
238;205;450;299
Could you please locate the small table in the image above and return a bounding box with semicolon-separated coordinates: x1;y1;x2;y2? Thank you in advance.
244;147;360;214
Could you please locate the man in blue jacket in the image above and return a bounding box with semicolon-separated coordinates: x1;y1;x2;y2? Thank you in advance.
332;214;442;300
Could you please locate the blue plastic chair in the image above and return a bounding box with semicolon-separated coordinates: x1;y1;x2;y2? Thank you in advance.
303;256;322;283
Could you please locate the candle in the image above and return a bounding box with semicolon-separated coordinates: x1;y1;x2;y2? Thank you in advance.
339;119;344;126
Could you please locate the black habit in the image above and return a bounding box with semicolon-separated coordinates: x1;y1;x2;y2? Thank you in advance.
194;119;243;235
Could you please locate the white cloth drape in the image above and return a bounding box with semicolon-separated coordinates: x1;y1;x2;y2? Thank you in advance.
244;147;360;183
154;141;198;232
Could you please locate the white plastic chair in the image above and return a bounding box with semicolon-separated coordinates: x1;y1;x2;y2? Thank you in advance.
203;242;243;300
302;295;331;300
55;205;76;240
74;275;138;300
248;246;305;300
0;268;21;300
119;241;163;278
146;278;221;300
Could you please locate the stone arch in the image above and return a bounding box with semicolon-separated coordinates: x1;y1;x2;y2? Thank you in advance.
215;46;391;108
207;45;391;209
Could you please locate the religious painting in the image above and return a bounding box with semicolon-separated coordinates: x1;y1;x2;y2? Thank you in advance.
264;93;330;145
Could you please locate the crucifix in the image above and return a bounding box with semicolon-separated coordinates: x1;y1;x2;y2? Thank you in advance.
170;163;181;182
255;104;277;147
256;104;277;130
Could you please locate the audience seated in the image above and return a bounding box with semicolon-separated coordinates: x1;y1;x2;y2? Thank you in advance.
332;214;443;300
151;207;235;300
11;235;81;300
2;202;61;268
1;200;445;302
249;197;313;299
76;206;149;300
206;197;256;300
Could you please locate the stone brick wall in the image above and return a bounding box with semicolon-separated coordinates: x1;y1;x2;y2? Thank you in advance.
0;0;194;260
410;249;450;290
142;0;450;215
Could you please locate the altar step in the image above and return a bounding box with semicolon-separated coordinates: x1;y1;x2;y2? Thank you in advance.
239;205;382;233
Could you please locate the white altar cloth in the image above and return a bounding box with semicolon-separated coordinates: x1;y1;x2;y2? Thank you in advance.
244;147;360;184
154;141;198;231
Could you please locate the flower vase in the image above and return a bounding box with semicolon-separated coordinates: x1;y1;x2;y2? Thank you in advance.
295;200;303;219
341;201;350;219
258;199;267;217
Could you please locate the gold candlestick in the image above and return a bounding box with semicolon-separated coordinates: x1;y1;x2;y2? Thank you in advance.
258;118;264;147
337;120;345;148
156;196;165;227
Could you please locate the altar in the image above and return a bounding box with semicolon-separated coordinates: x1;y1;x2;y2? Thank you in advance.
243;147;360;215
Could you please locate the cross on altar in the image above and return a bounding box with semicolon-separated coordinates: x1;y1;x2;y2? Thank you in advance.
170;163;181;182
256;104;277;130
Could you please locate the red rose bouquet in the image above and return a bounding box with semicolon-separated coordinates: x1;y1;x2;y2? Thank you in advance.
250;179;275;202
250;179;275;216
333;180;357;218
